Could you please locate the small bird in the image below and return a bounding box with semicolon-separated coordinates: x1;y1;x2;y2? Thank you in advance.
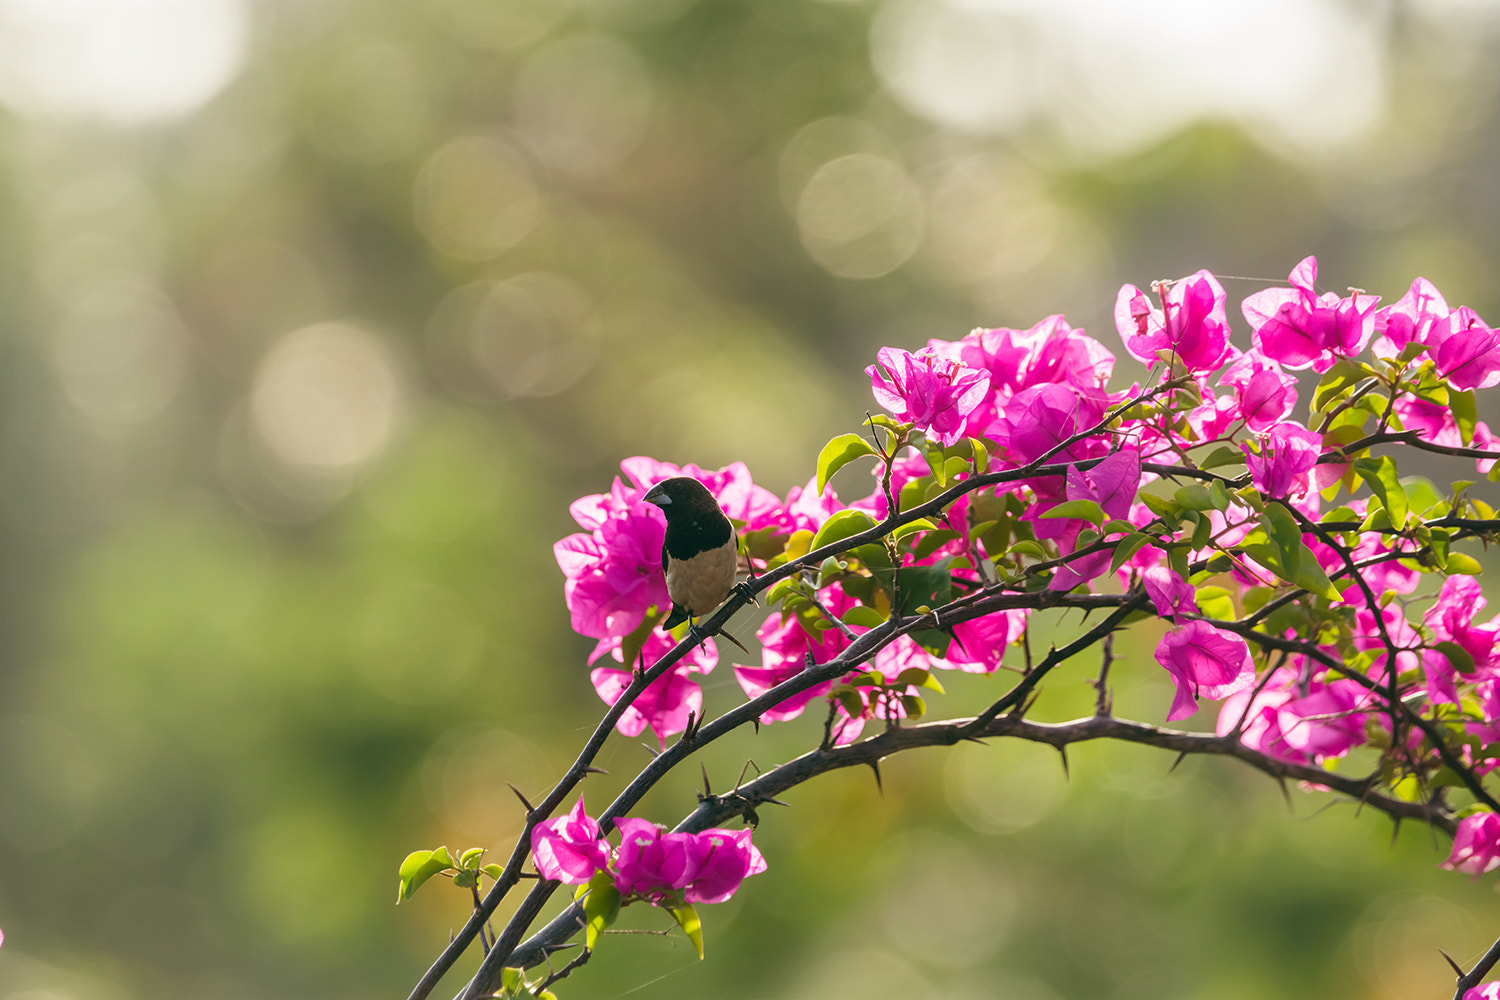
642;476;747;647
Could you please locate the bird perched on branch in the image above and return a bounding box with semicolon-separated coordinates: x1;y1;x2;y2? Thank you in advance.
643;476;750;651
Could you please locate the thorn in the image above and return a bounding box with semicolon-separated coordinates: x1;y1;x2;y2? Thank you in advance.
1440;948;1465;979
582;766;609;776
509;783;536;814
752;718;760;735
1056;745;1070;781
1389;815;1402;848
1167;751;1189;774
717;628;752;656
758;795;790;808
701;762;713;798
641;743;661;758
868;760;884;795
1276;775;1293;810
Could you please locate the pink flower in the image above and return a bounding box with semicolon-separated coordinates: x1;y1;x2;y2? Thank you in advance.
1436;317;1500;391
590;630;717;747
867;347;991;447
1242;256;1378;372
1216;667;1367;764
685;828;767;904
1114;270;1233;372
1155;620;1256;721
989;383;1109;466
1463;984;1500;1000
927;316;1114;431
734;584;856;722
1444;811;1500;876
1371;277;1449;357
1142;567;1197;622
1241;421;1322;498
1065;449;1140;522
531;796;611;885
941;608;1029;673
1221;351;1297;432
613;818;705;900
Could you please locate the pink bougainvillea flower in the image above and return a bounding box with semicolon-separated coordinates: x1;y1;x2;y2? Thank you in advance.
1463;984;1500;1000
867;346;991;447
531;796;611;885
989;382;1110;466
1241;420;1322;498
1435;316;1500;392
1216;668;1367;764
1371;277;1449;357
613;818;705;900
685;828;767;904
941;607;1029;673
1155;620;1256;721
927;315;1114;431
590;630;717;747
1220;350;1297;432
1114;270;1233;372
1242;256;1378;372
1065;449;1141;522
1142;567;1197;622
1444;811;1500;876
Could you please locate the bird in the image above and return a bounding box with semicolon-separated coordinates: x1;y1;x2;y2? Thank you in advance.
642;476;751;650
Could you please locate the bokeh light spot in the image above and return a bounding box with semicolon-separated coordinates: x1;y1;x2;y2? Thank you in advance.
513;34;653;180
50;280;188;427
796;152;924;279
249;321;404;481
0;0;249;125
415;135;541;260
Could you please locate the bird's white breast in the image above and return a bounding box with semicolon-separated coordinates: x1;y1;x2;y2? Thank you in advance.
665;535;738;616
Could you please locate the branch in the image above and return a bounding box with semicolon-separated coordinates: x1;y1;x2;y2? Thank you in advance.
504;712;1456;969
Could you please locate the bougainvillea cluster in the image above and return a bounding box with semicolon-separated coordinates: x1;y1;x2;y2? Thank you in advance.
553;256;1500;888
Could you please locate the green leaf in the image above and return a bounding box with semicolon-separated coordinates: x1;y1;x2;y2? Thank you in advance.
896;667;945;693
1195;586;1235;620
899;693;927;719
891;518;939;540
580;871;621;952
1447;552;1484;576
458;847;485;870
816;434;877;495
1397;341;1435;363
1433;640;1478;676
1110;533;1154;574
1312;358;1364;411
397;847;456;904
502;968;524;994
669;904;704;960
1208;479;1232;511
1175;485;1215;511
1189;510;1213;550
1354;456;1408;527
1040;499;1105;527
969;437;990;474
1320;505;1359;525
809;509;878;553
1402;475;1443;517
1199;445;1246;470
1260;503;1340;600
842;605;887;628
482;864;505;881
1007;540;1049;560
1453;389;1479;445
1139;493;1179;518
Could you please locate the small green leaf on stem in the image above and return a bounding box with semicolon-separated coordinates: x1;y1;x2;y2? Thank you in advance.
669;904;705;959
817;434;877;496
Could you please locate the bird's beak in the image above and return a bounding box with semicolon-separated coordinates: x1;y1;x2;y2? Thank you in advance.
643;485;669;506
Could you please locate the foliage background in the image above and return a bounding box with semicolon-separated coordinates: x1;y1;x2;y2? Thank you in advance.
2;1;1500;998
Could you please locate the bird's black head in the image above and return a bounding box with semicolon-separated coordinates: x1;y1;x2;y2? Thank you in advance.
643;476;721;521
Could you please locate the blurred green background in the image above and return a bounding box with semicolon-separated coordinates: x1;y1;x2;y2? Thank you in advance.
2;1;1500;998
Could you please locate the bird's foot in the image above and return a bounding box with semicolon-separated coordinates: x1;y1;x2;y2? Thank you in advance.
733;579;761;606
